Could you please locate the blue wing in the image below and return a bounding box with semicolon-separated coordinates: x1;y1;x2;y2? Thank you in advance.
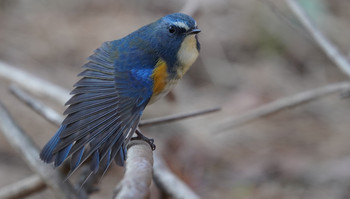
40;41;154;175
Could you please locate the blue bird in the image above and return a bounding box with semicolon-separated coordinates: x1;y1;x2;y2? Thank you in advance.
40;13;200;176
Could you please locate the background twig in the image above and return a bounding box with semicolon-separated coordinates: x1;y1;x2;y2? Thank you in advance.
259;0;312;40
0;61;70;103
140;107;220;127
286;0;350;78
10;84;63;126
219;82;350;131
10;84;219;128
153;153;201;199
0;175;46;199
0;102;82;199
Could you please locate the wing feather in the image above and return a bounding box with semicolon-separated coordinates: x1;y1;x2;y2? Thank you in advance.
40;40;155;176
65;92;118;106
74;77;115;87
63;97;117;115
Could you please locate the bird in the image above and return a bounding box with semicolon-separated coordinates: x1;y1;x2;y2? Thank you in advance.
39;13;201;177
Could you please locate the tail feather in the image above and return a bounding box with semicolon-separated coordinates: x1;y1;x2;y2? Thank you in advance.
70;146;85;171
40;126;65;163
54;143;72;167
90;151;100;174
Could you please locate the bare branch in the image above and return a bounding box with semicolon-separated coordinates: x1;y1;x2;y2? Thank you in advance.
153;153;201;199
0;175;46;199
286;0;350;78
113;140;153;199
219;82;350;131
9;84;63;126
139;107;221;127
0;102;82;199
0;61;70;104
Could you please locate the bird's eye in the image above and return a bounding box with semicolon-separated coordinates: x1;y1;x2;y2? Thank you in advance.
168;26;176;34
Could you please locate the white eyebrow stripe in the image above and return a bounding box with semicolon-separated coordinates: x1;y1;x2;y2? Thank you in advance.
173;22;189;30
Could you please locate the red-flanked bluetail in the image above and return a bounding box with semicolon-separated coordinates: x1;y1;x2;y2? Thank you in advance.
40;13;200;179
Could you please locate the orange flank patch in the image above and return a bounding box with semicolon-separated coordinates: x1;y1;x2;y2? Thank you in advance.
151;59;168;95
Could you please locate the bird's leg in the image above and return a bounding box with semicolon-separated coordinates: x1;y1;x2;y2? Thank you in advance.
131;128;156;150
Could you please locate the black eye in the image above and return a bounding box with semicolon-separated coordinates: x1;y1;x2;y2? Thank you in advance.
168;26;176;34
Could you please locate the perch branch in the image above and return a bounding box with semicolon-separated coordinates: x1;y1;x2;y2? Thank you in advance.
140;107;220;127
153;153;201;199
286;0;350;78
113;140;153;199
0;175;46;199
0;61;70;104
0;102;82;199
219;82;350;131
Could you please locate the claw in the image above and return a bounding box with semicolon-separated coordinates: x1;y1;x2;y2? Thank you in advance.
131;129;156;150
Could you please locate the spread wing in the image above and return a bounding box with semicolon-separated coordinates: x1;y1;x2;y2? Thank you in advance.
40;41;154;175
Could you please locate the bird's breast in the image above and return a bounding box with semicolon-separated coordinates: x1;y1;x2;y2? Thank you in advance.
148;35;199;104
149;59;179;104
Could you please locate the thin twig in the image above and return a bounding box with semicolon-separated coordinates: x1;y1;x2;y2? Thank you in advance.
0;102;83;199
11;84;220;128
9;84;63;126
219;82;350;131
153;153;201;199
0;61;70;104
258;0;312;40
0;175;46;199
286;0;350;78
139;107;221;127
113;140;153;199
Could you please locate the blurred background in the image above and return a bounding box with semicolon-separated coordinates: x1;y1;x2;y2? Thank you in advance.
1;0;350;198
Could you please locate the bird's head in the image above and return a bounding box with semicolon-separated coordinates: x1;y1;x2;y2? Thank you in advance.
150;13;201;71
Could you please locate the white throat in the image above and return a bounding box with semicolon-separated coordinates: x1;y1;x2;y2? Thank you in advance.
176;35;199;77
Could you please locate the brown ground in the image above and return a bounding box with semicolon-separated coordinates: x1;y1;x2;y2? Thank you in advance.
1;0;350;198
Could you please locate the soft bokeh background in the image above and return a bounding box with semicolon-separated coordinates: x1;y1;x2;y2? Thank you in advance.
1;0;350;198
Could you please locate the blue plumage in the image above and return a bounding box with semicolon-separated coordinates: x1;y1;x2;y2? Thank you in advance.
40;13;200;180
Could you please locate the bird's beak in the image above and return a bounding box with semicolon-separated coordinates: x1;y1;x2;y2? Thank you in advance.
187;28;201;35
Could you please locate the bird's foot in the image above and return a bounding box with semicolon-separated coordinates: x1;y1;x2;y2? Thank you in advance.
132;129;156;150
